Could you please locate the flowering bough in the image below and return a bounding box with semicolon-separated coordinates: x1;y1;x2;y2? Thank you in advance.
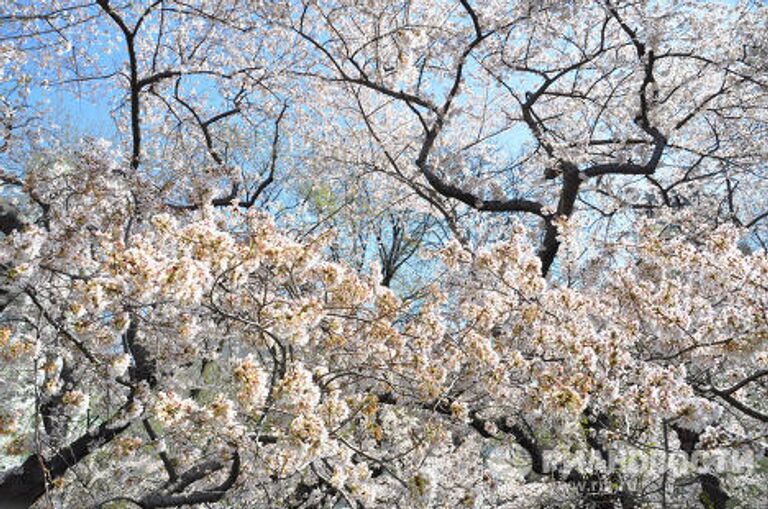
0;1;767;508
0;153;765;508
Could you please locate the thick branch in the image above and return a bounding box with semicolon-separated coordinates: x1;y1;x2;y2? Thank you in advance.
138;451;240;509
96;0;141;169
419;163;544;216
0;399;135;507
539;163;581;276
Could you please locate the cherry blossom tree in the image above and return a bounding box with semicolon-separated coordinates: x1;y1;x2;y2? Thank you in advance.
1;1;767;508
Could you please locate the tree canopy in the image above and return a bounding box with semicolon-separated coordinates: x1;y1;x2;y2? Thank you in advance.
1;1;767;508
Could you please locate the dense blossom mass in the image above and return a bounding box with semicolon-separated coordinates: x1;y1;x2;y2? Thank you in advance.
0;1;767;508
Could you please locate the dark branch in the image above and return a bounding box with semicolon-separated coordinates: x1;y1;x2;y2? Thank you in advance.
138;451;240;509
0;398;136;507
